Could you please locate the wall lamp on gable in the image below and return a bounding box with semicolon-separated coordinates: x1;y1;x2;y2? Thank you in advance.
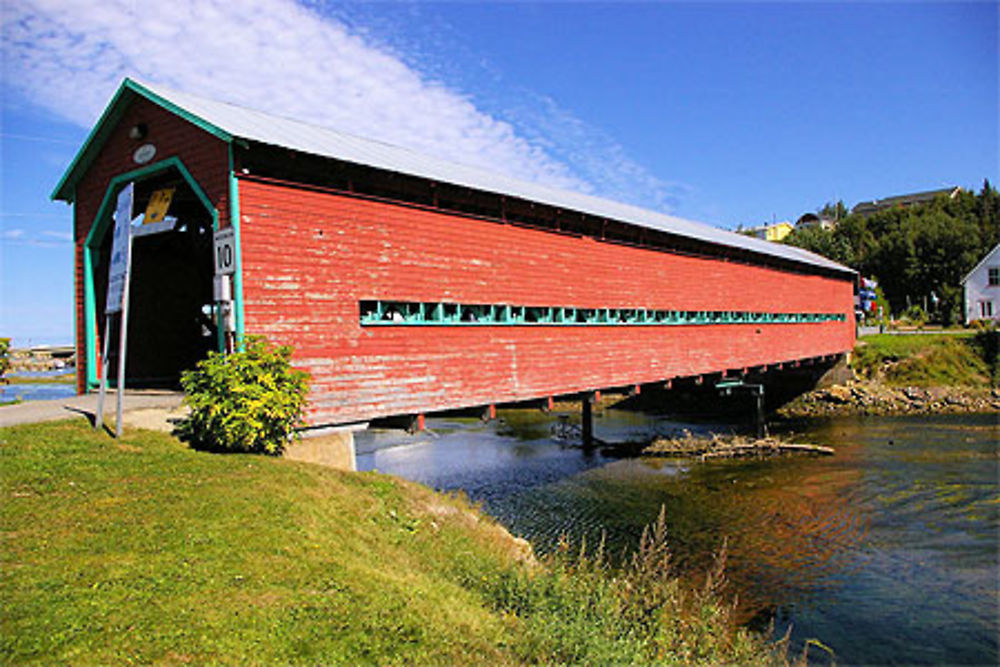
128;123;148;140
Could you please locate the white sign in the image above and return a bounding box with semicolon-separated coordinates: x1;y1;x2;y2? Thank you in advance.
105;184;134;314
213;227;236;276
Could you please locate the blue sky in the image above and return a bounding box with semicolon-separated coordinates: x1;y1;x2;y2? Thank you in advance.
1;1;997;346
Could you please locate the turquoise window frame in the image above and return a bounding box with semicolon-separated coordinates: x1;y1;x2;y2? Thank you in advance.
359;300;846;328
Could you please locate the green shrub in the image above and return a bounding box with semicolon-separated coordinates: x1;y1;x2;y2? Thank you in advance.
178;336;309;455
0;337;11;381
901;304;927;329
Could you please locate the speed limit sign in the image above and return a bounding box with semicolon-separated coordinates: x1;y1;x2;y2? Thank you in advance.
213;227;236;275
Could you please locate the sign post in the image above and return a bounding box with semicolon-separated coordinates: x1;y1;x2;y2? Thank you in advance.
213;227;237;352
95;183;138;436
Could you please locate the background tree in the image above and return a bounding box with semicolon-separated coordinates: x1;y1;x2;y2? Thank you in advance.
818;200;849;221
782;182;999;324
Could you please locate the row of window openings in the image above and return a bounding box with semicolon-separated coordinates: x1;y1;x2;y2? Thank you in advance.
360;300;847;326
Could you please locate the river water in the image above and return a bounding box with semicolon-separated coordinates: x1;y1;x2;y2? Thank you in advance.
0;371;76;403
357;409;999;665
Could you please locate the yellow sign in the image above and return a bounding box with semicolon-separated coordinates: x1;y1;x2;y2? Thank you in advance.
144;188;175;224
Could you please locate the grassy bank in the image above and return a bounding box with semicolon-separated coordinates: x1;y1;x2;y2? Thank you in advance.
781;331;999;418
1;421;777;665
851;332;997;388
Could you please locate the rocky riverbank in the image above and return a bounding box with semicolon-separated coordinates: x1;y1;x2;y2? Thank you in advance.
778;380;1000;418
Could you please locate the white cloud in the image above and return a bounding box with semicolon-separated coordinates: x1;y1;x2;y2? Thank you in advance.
0;226;71;246
2;0;587;191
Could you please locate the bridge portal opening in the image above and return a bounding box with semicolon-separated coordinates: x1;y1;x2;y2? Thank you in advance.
93;169;216;388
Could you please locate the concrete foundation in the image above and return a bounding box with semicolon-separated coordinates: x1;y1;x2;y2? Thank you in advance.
815;353;854;389
284;429;357;471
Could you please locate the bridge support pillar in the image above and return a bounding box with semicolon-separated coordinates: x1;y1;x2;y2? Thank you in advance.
753;389;765;439
581;393;594;449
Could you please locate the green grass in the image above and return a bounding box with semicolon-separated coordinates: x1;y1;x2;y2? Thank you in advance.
3;374;75;384
853;333;993;387
1;421;779;665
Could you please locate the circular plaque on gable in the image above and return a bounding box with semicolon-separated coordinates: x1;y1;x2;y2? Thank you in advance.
133;143;156;165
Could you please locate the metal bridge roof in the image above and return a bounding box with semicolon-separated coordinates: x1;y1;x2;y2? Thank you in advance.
55;78;853;276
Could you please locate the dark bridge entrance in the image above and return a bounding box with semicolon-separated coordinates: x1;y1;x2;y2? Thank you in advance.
88;163;217;389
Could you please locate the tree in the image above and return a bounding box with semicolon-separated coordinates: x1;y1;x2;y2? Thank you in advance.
784;224;853;265
782;181;998;323
818;200;848;221
977;179;1000;248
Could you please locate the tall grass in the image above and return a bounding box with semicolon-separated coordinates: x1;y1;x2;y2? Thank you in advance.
465;506;789;665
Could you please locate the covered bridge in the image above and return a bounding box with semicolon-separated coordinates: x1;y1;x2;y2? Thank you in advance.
53;78;856;428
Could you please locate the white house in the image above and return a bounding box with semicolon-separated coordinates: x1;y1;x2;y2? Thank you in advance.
962;243;1000;324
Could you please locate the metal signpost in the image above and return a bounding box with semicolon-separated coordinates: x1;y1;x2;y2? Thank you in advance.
213;226;237;352
95;183;140;437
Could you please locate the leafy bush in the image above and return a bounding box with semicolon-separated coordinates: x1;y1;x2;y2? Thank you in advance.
178;336;309;455
901;304;927;329
0;337;10;381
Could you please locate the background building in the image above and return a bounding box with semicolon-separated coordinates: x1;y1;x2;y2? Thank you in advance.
962;244;1000;324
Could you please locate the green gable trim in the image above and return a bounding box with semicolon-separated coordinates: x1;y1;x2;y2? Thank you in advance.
52;78;232;203
83;156;219;389
52;79;133;203
125;79;232;144
228;145;246;347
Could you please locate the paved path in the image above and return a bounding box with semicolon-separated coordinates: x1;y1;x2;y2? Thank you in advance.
0;390;187;430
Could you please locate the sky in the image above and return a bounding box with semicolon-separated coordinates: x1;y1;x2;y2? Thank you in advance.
1;1;997;346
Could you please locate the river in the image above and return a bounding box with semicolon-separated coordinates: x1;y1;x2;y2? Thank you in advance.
0;371;76;403
357;409;999;665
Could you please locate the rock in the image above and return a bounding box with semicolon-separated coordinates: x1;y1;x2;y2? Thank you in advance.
825;386;852;404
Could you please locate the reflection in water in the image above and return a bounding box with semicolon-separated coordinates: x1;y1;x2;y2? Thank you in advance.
359;410;999;666
0;381;76;403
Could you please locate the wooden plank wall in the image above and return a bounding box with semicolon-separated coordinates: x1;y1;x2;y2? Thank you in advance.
239;178;855;426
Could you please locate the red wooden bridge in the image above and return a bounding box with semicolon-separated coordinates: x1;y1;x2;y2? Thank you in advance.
54;79;856;430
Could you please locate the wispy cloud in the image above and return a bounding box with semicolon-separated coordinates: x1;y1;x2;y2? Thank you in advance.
1;226;71;246
2;0;692;214
2;0;582;189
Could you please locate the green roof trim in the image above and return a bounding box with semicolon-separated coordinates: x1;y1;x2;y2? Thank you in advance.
51;78;232;203
125;79;232;143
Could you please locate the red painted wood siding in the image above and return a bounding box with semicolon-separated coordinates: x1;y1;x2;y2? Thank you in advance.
238;179;855;426
70;98;230;393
